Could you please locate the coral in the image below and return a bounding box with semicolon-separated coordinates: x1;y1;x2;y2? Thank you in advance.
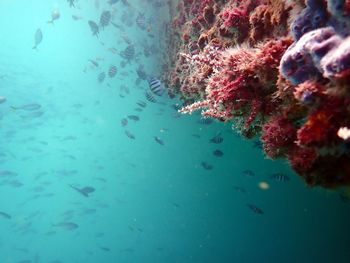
165;0;350;188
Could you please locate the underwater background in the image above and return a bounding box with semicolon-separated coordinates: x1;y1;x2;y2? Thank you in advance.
0;0;350;262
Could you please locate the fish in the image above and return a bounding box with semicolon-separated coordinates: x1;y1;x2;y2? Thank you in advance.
209;133;223;144
32;29;43;50
53;222;79;230
197;118;213;125
99;11;111;29
88;20;99;37
98;72;106;83
108;47;118;54
0;211;11;219
108;65;117;77
108;0;119;5
145;91;157;103
136;65;147;80
134;108;143;112
136;100;147;108
232;185;247;194
121;118;128;127
148;77;165;96
47;9;60;24
242;169;255;177
0;96;6;104
247;204;264;214
125;130;135;139
212;149;224;157
67;0;75;7
253;140;263;149
100;246;111;252
127;115;139;121
270;173;290;182
11;103;41;111
201;161;213;170
154;136;164;145
88;59;99;67
120;44;135;61
69;184;95;197
136;13;146;30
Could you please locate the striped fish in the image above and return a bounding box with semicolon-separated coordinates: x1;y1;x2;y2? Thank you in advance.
136;13;146;30
148;77;165;96
88;20;99;37
270;173;290;182
99;11;111;29
145;91;157;103
108;65;117;78
120;44;135;61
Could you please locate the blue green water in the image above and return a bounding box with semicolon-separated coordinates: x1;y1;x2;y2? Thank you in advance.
0;1;349;262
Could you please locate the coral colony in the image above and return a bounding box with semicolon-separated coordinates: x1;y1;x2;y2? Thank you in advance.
164;0;350;188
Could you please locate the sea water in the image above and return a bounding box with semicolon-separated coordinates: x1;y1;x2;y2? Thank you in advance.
0;1;349;263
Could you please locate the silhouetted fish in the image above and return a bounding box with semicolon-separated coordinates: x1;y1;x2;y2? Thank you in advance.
109;0;119;4
145;91;156;103
154;136;164;145
98;72;106;83
48;9;60;24
247;204;264;214
100;246;111;252
212;149;224;157
136;100;147;108
121;118;128;127
197;118;213;125
201;162;213;170
32;29;43;50
120;44;135;61
69;184;95;197
11;103;41;111
209;133;223;144
0;211;11;219
68;0;75;7
233;185;247;194
88;20;99;37
53;222;79;230
242;169;255;177
125;130;135;139
88;59;99;67
127;115;139;121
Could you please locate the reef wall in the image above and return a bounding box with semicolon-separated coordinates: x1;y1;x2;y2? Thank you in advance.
163;0;350;188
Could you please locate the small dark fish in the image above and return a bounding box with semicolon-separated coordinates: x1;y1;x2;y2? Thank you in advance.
100;246;111;252
212;149;224;157
125;130;135;139
154;136;164;145
136;65;147;80
0;211;11;219
198;118;213;125
247;204;264;214
100;11;111;29
127;115;139;121
88;59;99;67
88;20;99;37
121;118;128;127
209;133;223;144
192;134;200;138
201;162;213;170
108;65;117;77
242;169;255;177
233;185;247;194
68;0;75;7
98;72;106;83
120;44;135;61
136;100;147;108
53;222;79;230
11;103;41;111
33;29;43;50
72;15;82;20
134;108;143;112
253;140;263;149
109;0;119;4
270;173;290;182
69;184;95;197
145;91;156;103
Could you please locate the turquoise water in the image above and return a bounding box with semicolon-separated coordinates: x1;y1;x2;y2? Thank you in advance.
0;1;349;262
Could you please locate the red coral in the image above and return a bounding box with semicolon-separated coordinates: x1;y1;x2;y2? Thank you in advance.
287;146;318;175
261;115;297;158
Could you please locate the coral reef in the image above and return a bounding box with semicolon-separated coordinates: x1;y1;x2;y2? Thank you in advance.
164;0;350;188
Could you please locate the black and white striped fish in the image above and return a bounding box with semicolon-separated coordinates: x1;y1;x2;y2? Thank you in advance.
108;65;117;78
98;72;106;83
136;13;146;30
88;20;99;37
270;173;290;182
136;100;147;108
145;91;157;103
148;77;165;96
